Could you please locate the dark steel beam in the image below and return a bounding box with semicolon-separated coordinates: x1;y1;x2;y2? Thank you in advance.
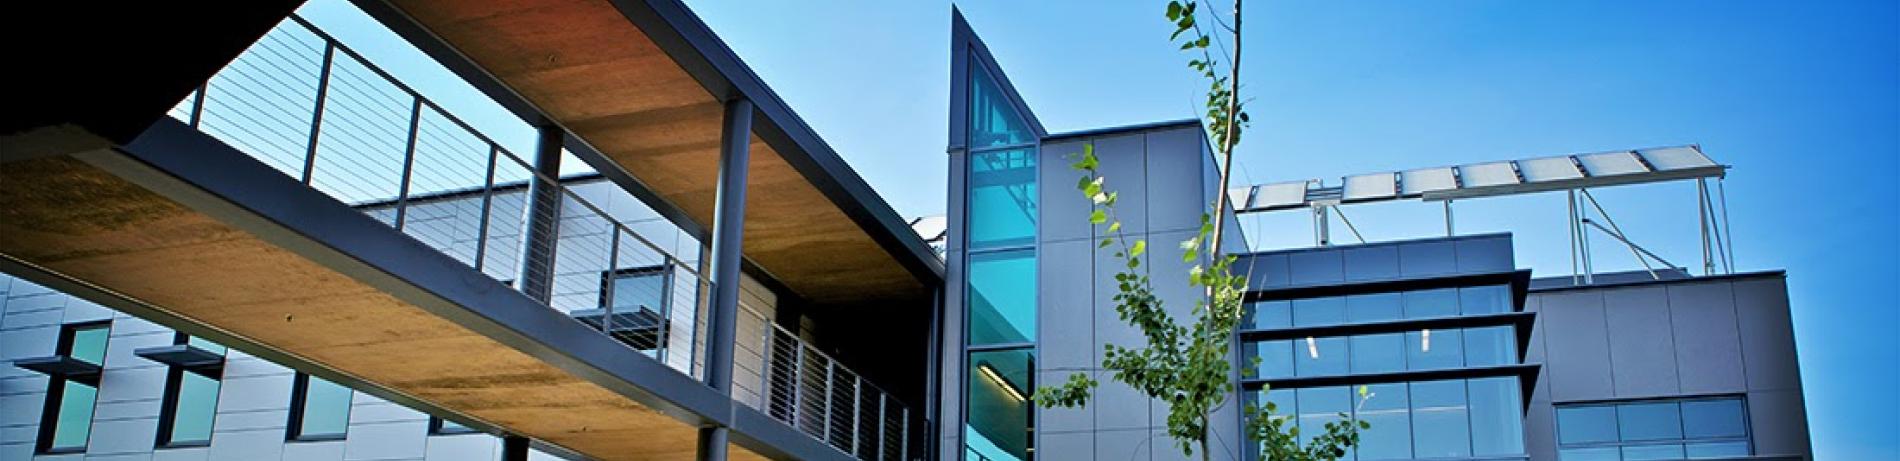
697;97;752;461
518;126;563;303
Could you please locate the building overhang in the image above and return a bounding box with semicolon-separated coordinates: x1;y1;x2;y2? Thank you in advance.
351;0;942;308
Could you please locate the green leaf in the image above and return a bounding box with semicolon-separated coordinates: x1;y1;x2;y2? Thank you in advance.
1090;210;1108;225
1166;1;1182;21
1099;237;1113;248
1107;221;1122;233
1131;240;1147;257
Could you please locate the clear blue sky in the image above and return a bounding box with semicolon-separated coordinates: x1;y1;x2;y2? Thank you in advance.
301;0;1896;457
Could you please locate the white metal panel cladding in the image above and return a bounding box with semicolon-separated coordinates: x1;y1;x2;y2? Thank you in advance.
1233;145;1724;213
1227;186;1256;211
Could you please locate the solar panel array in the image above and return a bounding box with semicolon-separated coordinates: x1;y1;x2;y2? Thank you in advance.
1230;145;1724;213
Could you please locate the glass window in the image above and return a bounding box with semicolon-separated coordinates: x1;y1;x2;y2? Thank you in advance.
1296;386;1350;451
431;417;476;435
966;349;1033;461
968;249;1037;345
968;148;1037;249
967;61;1033;149
1463;326;1517;367
1618;402;1683;441
1244;300;1291;330
69;326;109;365
1558;406;1619;444
1291;296;1347;327
1621;444;1685;460
1247;340;1294;379
1350;333;1405;374
597;267;672;351
1295;337;1348;377
1410;380;1471;458
1468;377;1526;456
49;380;97;452
40;322;108;454
186;336;227;355
1356;383;1411;460
1560;447;1622;461
1686;441;1750;458
1459;285;1512;315
1403;288;1459;319
1406;328;1463;370
1681;399;1746;438
161;370;221;446
290;374;352;440
1346;293;1402;323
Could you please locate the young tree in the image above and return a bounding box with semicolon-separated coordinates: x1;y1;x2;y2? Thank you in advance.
1031;2;1368;460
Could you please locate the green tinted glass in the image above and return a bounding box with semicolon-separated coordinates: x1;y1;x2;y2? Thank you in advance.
965;349;1032;461
968;148;1037;249
69;326;109;365
186;336;227;356
51;380;97;451
967;249;1036;345
296;376;352;439
167;371;220;445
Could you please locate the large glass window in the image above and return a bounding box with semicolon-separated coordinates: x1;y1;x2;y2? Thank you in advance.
1469;377;1526;456
966;349;1033;461
968;249;1037;345
1411;380;1471;458
1355;383;1410;460
38;322;108;454
967;62;1033;149
289;373;352;441
158;335;225;448
1243;284;1519;334
1557;397;1752;460
1249;378;1525;460
587;266;672;352
1246;326;1516;379
969;148;1037;249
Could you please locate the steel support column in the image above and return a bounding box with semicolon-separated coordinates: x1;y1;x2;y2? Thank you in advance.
502;436;529;461
698;97;754;461
518;126;563;302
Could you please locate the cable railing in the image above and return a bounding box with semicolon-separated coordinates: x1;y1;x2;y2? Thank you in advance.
164;14;912;459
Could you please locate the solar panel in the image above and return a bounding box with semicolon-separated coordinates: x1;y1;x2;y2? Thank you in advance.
1253;181;1310;210
1517;156;1584;182
1459;162;1520;188
1400;168;1458;196
1227;186;1256;210
1342;173;1397;202
1638;146;1717;172
1576;151;1648;177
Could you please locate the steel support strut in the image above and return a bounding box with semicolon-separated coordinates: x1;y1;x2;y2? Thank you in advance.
697;98;753;461
518;126;564;302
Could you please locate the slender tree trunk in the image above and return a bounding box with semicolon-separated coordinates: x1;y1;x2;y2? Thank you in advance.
1199;414;1212;461
1208;0;1243;258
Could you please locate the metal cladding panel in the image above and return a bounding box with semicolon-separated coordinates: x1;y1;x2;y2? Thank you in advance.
1458;161;1520;188
1638;146;1716;171
1516;156;1584;182
1575;151;1649;177
1399;167;1457;196
1341;173;1396;202
1253;181;1310;210
1227;186;1256;211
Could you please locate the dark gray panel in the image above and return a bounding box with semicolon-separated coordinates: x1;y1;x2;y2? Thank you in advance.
1144;126;1209;234
1040;240;1095;370
1524;401;1559;461
1094;428;1151;461
1094;226;1149;431
1287;249;1345;286
1538;291;1616;401
1341;245;1401;282
1667;281;1747;395
1398;240;1458;277
1732;278;1802;392
1524;295;1554;401
1038;370;1093;434
1602;286;1680;398
1041;140;1094;244
1092;372;1150;431
1039;430;1095;461
1746;389;1813;458
1454;235;1515;273
1091;134;1149;236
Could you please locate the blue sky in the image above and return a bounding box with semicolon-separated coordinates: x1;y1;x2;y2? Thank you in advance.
299;0;1896;457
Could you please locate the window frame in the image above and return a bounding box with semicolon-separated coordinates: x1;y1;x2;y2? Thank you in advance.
960;52;1040;461
155;333;224;449
286;372;352;442
593;264;675;352
35;321;110;455
1554;395;1753;459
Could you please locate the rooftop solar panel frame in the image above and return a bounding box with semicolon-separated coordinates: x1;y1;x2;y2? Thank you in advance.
1234;145;1726;212
1342;173;1397;202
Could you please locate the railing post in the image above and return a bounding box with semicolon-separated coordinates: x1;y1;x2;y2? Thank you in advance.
696;97;753;461
603;228;621;339
759;322;773;412
392;97;422;230
300;41;335;185
473;145;498;273
795;343;807;431
899;407;909;461
518;126;563;302
877;394;888;461
851;377;863;456
824;360;836;445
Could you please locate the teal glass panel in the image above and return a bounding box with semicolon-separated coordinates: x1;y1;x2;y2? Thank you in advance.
1468;377;1526;455
1295;386;1349;451
185;336;227;356
1295;337;1348;377
1558;405;1620;444
1346;293;1403;323
1463;326;1517;367
1292;296;1346;327
968;250;1036;345
1350;333;1405;374
1357;383;1412;460
1410;380;1471;458
1681;399;1746;438
1459;285;1512;315
50;380;97;451
1244;300;1291;330
167;371;220;445
1403;288;1459;319
968;148;1037;249
1618;402;1683;441
297;376;352;439
1406;328;1463;370
967;61;1033;149
69;325;109;365
1686;441;1749;458
965;349;1033;461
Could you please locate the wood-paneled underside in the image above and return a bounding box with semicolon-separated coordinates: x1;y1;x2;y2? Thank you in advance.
390;0;925;305
0;156;766;461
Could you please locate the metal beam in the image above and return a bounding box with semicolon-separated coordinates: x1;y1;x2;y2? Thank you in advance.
518;126;563;302
698;98;754;461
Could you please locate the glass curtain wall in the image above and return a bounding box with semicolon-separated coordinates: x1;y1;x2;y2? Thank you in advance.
963;55;1038;461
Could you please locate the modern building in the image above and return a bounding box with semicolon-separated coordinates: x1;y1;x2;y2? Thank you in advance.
0;2;1809;461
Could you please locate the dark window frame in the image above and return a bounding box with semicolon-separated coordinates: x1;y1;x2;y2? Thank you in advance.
286;372;350;442
1553;395;1753;458
428;416;479;435
35;320;110;455
155;333;223;449
592;264;674;351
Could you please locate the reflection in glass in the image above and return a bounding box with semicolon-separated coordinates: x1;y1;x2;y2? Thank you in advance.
1463;326;1516;367
1407;328;1464;370
968;250;1037;345
1622;444;1685;460
1292;296;1347;327
1357;383;1411;460
1248;340;1294;379
1681;399;1747;438
166;371;221;445
1410;380;1471;458
1618;402;1683;441
1558;406;1619;444
1559;447;1621;461
1468;377;1525;455
1350;333;1405;374
1346;293;1402;323
70;326;109;365
968;60;1034;148
1296;337;1348;377
1245;300;1291;330
1459;285;1511;315
968;148;1037;248
1296;386;1349;452
295;375;353;439
50;380;97;451
1686;441;1750;458
966;349;1033;461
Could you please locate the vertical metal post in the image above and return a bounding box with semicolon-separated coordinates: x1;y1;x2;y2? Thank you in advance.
1697;178;1713;275
392;97;423;231
852;378;863;456
697;98;753;461
518;126;564;303
1718;179;1735;272
1578;191;1593;284
823;361;836;445
603;229;621;338
1568;189;1581;285
1316;206;1331;246
877;395;888;461
502;436;529;461
899;407;909;461
300;42;336;185
473;146;498;273
188;83;208;129
795;343;807;429
1443;200;1454;237
760;323;774;413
